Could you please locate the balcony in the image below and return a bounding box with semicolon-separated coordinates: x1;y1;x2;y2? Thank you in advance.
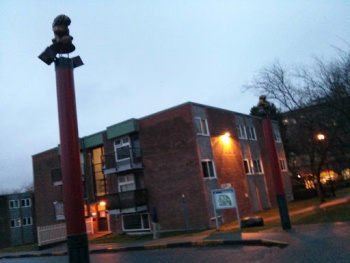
98;189;148;214
102;148;143;175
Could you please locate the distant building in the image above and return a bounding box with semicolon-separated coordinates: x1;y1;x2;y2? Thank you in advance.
0;191;35;249
33;102;292;246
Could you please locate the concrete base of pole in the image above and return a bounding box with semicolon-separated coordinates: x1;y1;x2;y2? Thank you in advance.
276;194;292;230
67;233;90;263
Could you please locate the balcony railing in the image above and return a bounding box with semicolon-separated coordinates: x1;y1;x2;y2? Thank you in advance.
102;148;143;174
98;189;148;211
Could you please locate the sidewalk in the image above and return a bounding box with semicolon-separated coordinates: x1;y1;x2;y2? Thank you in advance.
1;195;349;259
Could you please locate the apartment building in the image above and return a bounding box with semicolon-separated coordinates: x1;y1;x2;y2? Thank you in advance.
32;102;292;242
0;191;35;248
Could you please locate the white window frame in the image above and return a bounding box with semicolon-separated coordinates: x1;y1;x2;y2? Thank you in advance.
253;159;263;174
22;217;33;226
9;200;19;209
201;160;217;179
118;174;135;192
273;127;282;143
237;125;247;139
122;213;150;231
243;159;252;174
280;159;288;171
21;198;31;207
53;201;65;220
195;117;209;136
247;126;257;140
114;137;131;162
10;218;21;228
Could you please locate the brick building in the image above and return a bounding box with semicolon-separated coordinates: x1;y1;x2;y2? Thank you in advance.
0;191;35;249
33;102;292;240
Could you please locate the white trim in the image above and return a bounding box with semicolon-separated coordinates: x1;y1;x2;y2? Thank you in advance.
194;117;210;136
237;125;247;139
202;159;217;179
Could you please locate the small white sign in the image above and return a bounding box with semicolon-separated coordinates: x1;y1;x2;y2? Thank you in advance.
213;188;237;210
221;183;232;189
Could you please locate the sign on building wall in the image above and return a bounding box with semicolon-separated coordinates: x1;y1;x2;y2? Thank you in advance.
212;188;241;229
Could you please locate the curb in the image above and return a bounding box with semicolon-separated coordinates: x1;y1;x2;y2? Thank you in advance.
0;239;288;259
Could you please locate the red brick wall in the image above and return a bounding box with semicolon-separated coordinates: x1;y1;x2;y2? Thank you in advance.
139;104;211;230
32;149;63;227
206;108;253;219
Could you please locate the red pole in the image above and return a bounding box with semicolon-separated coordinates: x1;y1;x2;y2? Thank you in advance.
55;57;90;262
262;118;291;230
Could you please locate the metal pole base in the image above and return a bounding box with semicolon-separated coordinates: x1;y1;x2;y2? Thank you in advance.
276;194;292;230
67;233;90;263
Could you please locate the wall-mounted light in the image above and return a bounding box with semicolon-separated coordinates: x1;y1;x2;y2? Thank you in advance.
316;133;325;141
99;201;106;206
221;132;231;145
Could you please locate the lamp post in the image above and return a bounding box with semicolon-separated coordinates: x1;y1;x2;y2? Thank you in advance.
38;15;90;262
257;96;291;230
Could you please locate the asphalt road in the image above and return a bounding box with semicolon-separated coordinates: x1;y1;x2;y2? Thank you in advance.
1;242;349;263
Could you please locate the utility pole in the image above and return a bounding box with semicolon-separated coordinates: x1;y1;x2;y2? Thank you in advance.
39;15;90;262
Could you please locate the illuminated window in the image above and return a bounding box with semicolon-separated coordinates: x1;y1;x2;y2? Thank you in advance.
92;147;106;196
237;125;247;139
195;117;209;135
202;160;216;179
247;126;257;140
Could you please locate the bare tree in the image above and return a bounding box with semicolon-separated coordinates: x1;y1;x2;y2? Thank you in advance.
245;50;350;203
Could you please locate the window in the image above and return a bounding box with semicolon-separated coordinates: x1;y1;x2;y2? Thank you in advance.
280;159;288;171
10;218;21;228
92;147;106;196
22;217;32;226
118;175;135;192
253;159;263;173
195;117;209;135
53;201;65;220
9;200;19;209
243;160;252;174
202;160;216;179
273;127;282;142
114;137;131;161
237;125;247;139
21;198;31;207
122;213;150;231
247;126;257;140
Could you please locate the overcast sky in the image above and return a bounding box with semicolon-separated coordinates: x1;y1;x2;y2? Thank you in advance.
0;1;349;191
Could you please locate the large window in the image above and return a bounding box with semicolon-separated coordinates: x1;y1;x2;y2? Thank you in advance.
237;125;247;139
273;127;282;142
243;159;252;174
53;201;65;220
253;159;263;174
92;147;106;196
122;213;150;231
10;218;21;228
280;159;288;171
201;160;216;179
247;126;257;140
118;175;135;192
9;200;19;209
195;117;209;135
114;137;131;162
21;198;31;207
22;217;32;226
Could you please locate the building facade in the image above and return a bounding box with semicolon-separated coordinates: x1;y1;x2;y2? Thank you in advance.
32;102;292;239
0;191;35;249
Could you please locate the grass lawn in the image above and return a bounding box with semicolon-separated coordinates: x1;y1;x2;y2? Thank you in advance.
1;187;349;253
